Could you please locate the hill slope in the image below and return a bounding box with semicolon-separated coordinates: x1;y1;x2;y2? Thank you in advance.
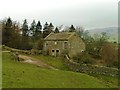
2;52;109;88
88;27;118;43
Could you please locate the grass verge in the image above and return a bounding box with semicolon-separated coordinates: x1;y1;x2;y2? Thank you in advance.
2;52;111;88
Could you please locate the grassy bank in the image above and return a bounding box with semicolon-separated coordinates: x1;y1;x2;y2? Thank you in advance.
2;52;111;88
25;54;119;88
28;54;70;70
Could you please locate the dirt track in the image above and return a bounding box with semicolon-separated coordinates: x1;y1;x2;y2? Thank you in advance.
18;55;57;70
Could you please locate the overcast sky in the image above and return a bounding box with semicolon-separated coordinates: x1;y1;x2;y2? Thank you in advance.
0;0;118;29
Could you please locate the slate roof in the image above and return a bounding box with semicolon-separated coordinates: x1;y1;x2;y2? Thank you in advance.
44;32;76;41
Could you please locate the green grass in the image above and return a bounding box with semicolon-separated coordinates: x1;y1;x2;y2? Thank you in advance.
27;54;119;88
88;73;118;88
2;52;111;88
28;54;70;70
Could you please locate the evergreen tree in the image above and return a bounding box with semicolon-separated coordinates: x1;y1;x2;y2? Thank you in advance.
2;17;13;46
49;22;54;28
48;22;54;32
29;20;36;36
22;19;28;36
43;22;54;38
6;17;12;27
32;21;43;50
21;19;32;50
69;24;76;32
54;27;59;33
43;22;48;30
35;21;42;37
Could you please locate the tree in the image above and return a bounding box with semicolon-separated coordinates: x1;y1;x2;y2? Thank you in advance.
48;22;54;33
43;22;54;38
32;38;44;50
22;19;28;37
29;20;36;36
11;21;22;48
76;26;84;38
2;17;13;46
54;27;59;33
69;25;76;32
101;43;118;67
35;21;42;37
43;22;48;30
32;21;43;50
75;26;90;40
2;17;22;48
90;32;109;58
21;19;33;50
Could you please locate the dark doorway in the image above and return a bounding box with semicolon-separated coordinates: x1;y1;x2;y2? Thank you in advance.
56;49;59;57
52;49;55;56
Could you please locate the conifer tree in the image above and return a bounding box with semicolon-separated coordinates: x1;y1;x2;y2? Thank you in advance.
22;19;28;36
35;21;42;37
69;24;76;32
43;22;54;38
54;27;59;33
2;17;13;45
29;20;36;36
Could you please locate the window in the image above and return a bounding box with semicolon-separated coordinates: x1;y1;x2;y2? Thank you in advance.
64;41;68;49
51;49;55;56
45;43;48;47
52;50;54;52
81;50;84;52
56;49;60;56
55;42;57;45
56;50;59;52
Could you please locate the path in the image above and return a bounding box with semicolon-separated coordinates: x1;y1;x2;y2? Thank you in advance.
18;55;58;70
2;51;11;53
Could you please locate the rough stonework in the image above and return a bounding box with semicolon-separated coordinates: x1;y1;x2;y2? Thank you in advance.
43;32;85;57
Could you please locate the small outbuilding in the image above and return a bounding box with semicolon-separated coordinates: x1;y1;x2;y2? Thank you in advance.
43;32;85;57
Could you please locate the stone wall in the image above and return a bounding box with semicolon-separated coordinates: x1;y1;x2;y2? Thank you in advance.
65;59;118;76
2;45;42;55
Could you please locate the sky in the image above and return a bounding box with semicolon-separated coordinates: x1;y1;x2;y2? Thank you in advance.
0;0;118;29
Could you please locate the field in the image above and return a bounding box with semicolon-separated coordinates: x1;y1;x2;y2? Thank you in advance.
26;54;119;88
27;54;70;70
2;52;118;88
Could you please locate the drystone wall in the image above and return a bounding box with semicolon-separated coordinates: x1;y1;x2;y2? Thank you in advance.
65;59;118;76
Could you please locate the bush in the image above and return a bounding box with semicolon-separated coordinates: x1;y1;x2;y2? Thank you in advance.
41;50;48;56
101;44;118;68
72;52;95;64
31;49;42;55
60;50;69;59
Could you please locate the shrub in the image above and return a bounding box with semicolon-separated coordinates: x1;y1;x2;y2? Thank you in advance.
60;50;69;59
41;50;48;56
72;52;95;64
101;43;118;68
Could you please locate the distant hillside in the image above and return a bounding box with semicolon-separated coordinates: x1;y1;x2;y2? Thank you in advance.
87;27;118;43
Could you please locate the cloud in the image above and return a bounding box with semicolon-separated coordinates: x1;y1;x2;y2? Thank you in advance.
0;0;118;29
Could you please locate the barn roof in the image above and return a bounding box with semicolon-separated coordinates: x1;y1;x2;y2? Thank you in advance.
44;32;76;41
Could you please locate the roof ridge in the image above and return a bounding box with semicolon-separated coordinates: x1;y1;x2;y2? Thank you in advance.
44;32;76;40
67;32;76;39
44;32;54;40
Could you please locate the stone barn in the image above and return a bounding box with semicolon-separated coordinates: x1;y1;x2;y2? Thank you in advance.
43;32;85;57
